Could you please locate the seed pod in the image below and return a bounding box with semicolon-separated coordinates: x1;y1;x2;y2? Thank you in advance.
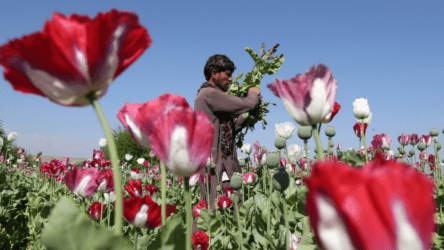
298;126;312;140
399;148;405;154
238;158;246;167
325;126;336;138
230;173;243;190
265;152;280;168
272;167;289;192
430;128;439;137
275;137;286;150
417;142;426;151
409;148;416;155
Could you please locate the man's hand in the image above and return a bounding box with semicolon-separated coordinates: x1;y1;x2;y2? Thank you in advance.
248;87;260;95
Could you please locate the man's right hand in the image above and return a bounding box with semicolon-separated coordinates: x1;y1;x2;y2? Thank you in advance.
248;87;260;95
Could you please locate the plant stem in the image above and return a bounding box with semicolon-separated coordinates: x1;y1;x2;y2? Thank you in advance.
233;194;243;250
87;93;123;235
184;177;192;250
160;162;167;225
133;229;138;250
206;166;210;207
311;124;324;161
281;193;290;250
267;169;273;238
361;121;368;163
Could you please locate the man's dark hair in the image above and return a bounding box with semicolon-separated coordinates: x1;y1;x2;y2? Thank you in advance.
204;54;236;81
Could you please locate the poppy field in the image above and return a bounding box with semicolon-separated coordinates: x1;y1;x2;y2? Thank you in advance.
0;8;443;250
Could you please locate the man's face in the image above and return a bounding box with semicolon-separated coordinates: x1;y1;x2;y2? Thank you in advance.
212;69;233;92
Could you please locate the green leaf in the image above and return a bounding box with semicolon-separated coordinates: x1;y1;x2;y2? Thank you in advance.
41;196;133;250
197;209;223;236
147;212;186;249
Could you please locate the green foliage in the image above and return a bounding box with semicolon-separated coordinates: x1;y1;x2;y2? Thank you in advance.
101;125;153;165
226;44;284;149
41;196;133;250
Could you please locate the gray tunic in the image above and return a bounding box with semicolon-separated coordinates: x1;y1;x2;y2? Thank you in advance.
194;86;260;212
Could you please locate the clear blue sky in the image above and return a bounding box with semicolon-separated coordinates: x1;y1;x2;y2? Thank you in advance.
0;0;443;162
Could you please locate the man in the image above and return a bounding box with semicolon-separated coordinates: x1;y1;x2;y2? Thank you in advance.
193;54;260;230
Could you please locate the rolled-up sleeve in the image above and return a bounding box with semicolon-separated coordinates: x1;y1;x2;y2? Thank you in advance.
206;89;260;116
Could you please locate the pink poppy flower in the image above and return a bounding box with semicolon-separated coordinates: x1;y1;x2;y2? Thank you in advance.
267;64;338;126
64;167;101;197
117;93;192;150
93;149;105;160
217;196;232;210
97;169;114;193
304;153;435;250
409;134;419;145
371;133;392;150
398;133;410;146
419;135;433;147
189;172;201;187
243;172;255;185
123;195;175;228
0;9;151;106
147;105;214;177
143;160;150;168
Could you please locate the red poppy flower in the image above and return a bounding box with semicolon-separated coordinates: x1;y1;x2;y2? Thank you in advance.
223;186;234;198
64;167;101;197
217;196;232;210
243;172;255;184
193;200;208;217
123;195;176;228
124;179;142;197
144;184;158;196
191;232;210;250
304;152;436;250
88;201;107;220
353;122;368;137
132;168;140;174
0;9;151;106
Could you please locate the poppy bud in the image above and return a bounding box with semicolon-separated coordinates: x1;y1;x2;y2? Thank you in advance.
325;126;336;138
394;153;400;159
272;167;289;192
297;126;312;140
328;140;334;147
430;128;439;137
238;159;246;167
265;153;280;168
37;151;42;156
275;137;286;150
397;145;403;151
417;142;426;151
230;173;243;190
216;185;221;193
409;148;415;155
399;148;405;154
436;142;441;151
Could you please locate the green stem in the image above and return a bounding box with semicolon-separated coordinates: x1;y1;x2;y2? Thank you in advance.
281;193;290;250
304;140;309;172
361;121;368;163
160;162;167;225
311;124;324;161
206;167;210;207
87;93;123;235
133;229;138;250
215;169;223;196
233;194;243;250
285;145;291;196
262;167;267;194
107;195;111;228
184;177;192;250
267;169;273;237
